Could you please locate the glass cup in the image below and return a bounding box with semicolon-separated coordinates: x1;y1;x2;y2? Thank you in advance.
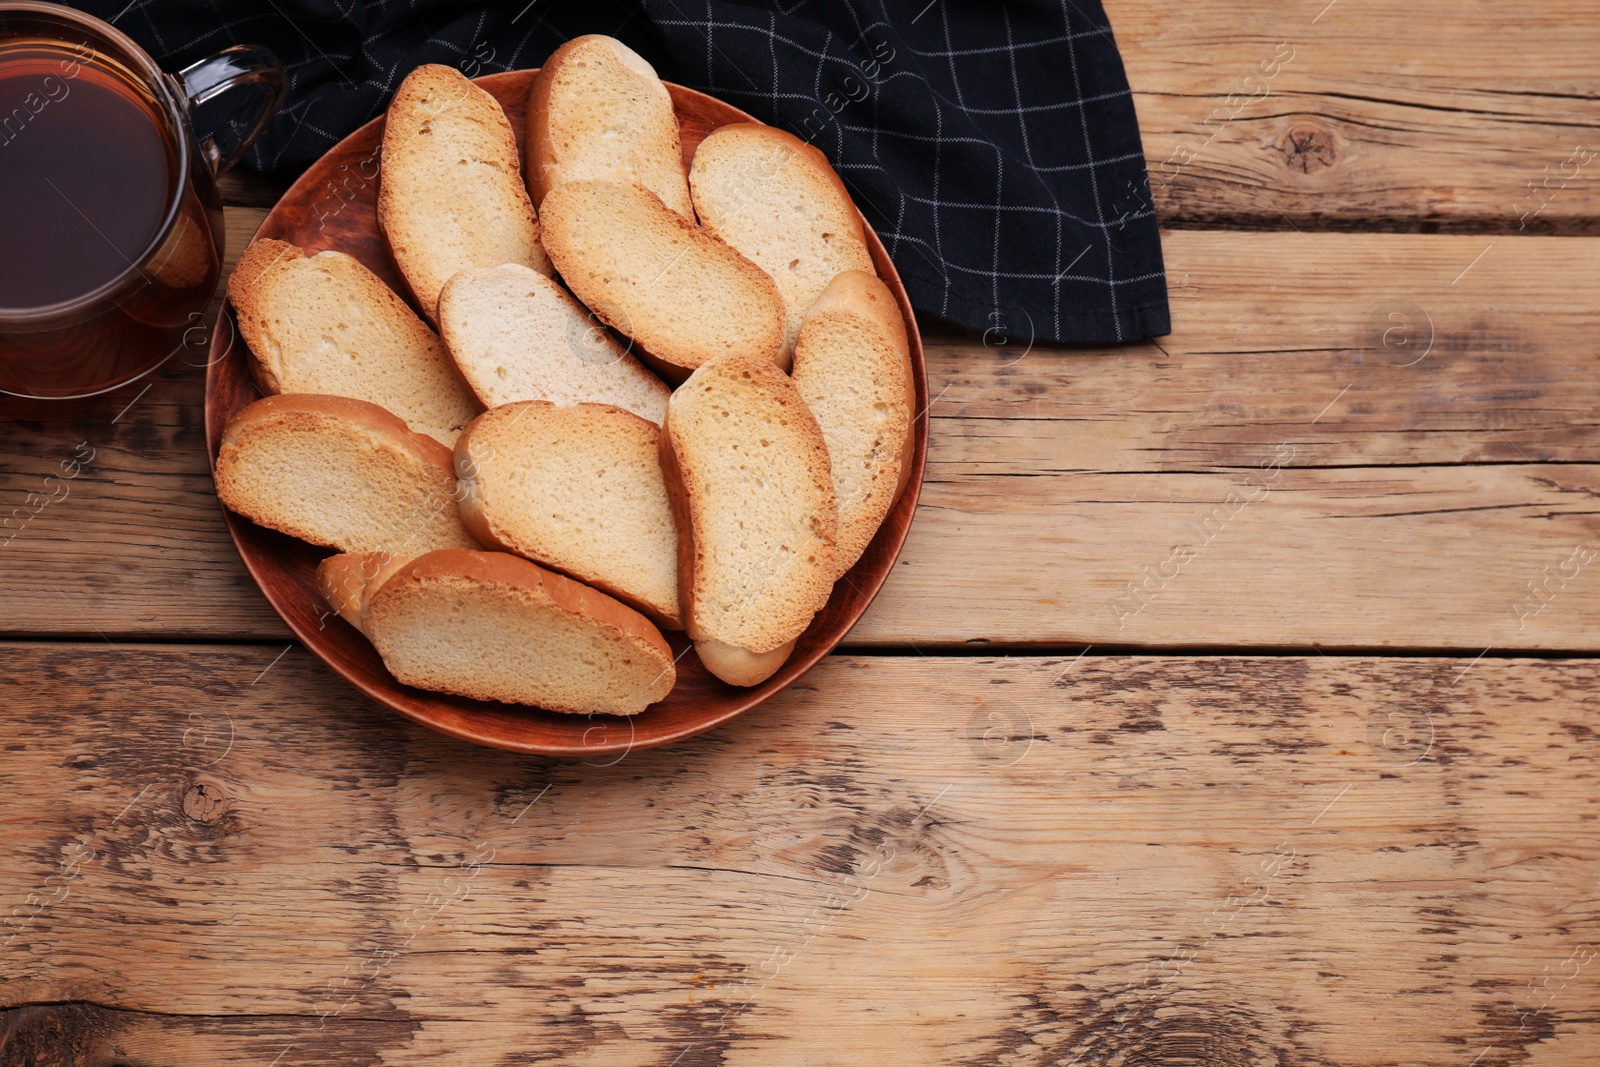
0;1;285;398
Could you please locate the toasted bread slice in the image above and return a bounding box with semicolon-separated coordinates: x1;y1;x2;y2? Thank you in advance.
693;638;800;688
145;207;214;290
214;394;479;556
437;263;668;424
316;551;411;632
661;353;837;685
689;124;874;357
791;271;915;577
526;35;693;219
539;180;784;376
364;549;676;714
227;239;480;447
455;401;681;628
378;64;552;322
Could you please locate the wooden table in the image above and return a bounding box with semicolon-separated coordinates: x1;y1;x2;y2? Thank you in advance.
3;3;1597;1064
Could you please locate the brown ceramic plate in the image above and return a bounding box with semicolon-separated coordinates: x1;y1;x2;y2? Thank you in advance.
204;69;927;758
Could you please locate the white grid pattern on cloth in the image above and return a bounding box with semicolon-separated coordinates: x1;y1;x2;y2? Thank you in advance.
646;0;1168;342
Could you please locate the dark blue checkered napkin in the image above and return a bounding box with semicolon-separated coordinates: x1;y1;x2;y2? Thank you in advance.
76;0;1170;344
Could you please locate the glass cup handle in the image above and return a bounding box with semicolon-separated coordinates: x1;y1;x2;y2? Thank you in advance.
177;45;288;176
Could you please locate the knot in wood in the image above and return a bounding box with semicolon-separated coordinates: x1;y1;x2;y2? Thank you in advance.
182;780;230;824
0;1003;111;1065
1051;999;1287;1067
1277;124;1337;173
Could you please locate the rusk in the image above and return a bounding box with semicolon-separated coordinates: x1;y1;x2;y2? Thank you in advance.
378;64;552;321
438;263;668;424
689;123;874;358
316;551;411;632
455;401;682;628
364;549;676;714
660;353;837;686
791;270;915;576
214;394;479;557
525;35;693;218
539;180;785;376
227;238;479;447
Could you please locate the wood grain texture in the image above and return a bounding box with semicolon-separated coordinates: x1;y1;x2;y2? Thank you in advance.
1108;0;1600;231
214;1;1600;234
0;644;1595;1065
0;208;279;640
1;218;1595;650
216;168;288;210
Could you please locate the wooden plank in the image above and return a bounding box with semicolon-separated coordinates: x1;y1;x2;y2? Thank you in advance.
874;231;1600;649
931;231;1600;469
2;214;1597;648
217;168;289;210
1;645;1595;1064
1105;0;1600;230
869;464;1600;650
0;208;285;640
209;3;1600;232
